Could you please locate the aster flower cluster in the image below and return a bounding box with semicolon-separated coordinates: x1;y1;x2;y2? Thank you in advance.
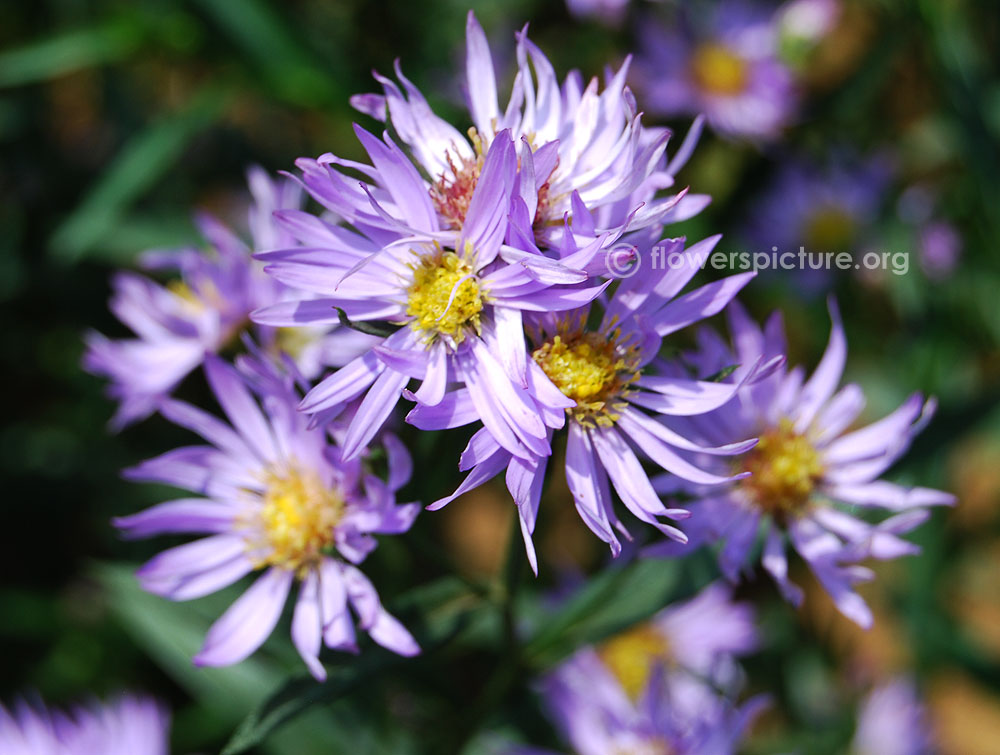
79;9;955;748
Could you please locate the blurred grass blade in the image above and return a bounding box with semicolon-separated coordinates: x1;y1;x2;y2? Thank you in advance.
193;0;340;106
96;562;284;717
50;86;228;263
222;577;488;754
523;559;681;669
0;20;141;88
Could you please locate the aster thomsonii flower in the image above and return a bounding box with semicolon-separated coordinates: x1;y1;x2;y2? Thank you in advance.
649;301;955;627
84;168;371;429
635;1;798;141
411;236;766;570
0;694;170;755
352;11;709;250
252;126;608;462
532;585;764;755
114;356;420;680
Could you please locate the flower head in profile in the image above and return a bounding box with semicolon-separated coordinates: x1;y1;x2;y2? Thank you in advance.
114;355;420;680
648;300;955;626
526;585;764;755
410;235;767;571
84;168;371;429
851;677;933;755
635;1;798;141
352;11;708;248
0;693;170;755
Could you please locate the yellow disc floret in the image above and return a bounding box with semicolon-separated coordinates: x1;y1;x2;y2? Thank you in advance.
532;328;639;426
253;468;344;575
405;249;484;344
741;419;823;517
598;623;672;700
690;42;749;97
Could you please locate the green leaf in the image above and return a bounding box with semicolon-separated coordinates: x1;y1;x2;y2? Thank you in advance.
522;558;681;670
334;307;403;338
0;20;141;88
49;86;228;263
192;0;340;106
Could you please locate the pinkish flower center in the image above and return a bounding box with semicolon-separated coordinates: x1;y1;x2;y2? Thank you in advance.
690;42;749;97
741;419;823;516
430;130;485;229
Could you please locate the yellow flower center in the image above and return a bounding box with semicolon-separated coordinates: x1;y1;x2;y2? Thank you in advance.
741;420;823;517
803;204;856;252
690;42;749;96
274;326;318;360
430;129;484;230
253;468;344;575
405;249;484;344
532;329;639;426
599;623;673;700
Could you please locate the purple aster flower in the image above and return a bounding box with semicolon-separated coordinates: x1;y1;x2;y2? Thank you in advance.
84;167;374;429
352;11;710;248
528;587;764;755
635;1;798;141
595;582;759;700
0;693;169;755
745;153;891;271
252;124;615;463
851;677;933;755
410;235;768;571
648;300;955;627
114;355;420;680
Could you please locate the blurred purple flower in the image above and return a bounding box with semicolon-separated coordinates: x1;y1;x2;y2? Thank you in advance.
635;2;798;141
529;585;764;755
114;356;420;679
565;0;629;27
852;677;933;755
0;693;169;755
918;221;961;281
744;153;891;289
84;168;372;430
411;235;767;571
648;300;955;627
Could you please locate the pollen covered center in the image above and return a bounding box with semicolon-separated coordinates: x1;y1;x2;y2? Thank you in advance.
690;42;749;96
741;420;823;516
406;250;484;343
532;331;639;426
255;468;344;574
599;623;673;701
